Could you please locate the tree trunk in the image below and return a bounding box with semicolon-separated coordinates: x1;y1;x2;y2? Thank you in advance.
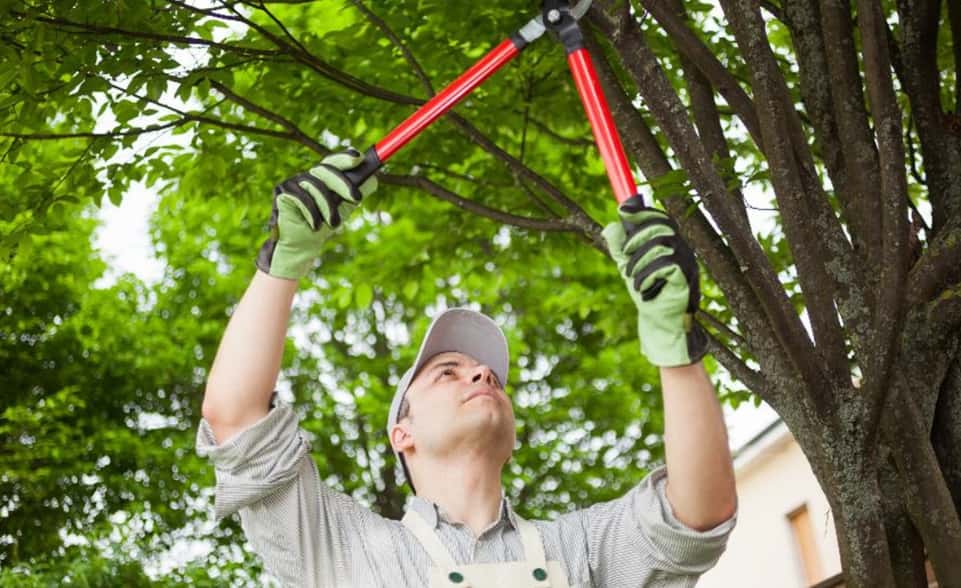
884;380;961;588
932;358;961;518
819;452;896;588
785;400;897;587
879;453;927;588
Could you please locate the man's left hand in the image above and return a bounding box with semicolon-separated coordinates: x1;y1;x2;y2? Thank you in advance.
602;195;707;367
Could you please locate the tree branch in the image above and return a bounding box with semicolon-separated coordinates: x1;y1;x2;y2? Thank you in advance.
0;121;185;140
378;173;584;236
522;115;594;148
702;327;770;401
35;12;422;107
856;0;912;438
104;77;306;146
33;14;281;57
412;162;515;191
668;0;750;227
951;0;961;115
894;0;961;234
443;113;602;242
819;0;884;271
164;0;248;24
242;1;313;56
719;0;859;391
634;0;765;148
906;216;961;306
205;79;326;154
781;0;858;249
589;6;806;404
347;0;434;95
697;309;749;351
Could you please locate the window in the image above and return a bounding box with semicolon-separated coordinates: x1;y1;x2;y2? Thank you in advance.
788;503;823;586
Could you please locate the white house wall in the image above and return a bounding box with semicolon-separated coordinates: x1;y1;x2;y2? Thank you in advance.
698;423;842;587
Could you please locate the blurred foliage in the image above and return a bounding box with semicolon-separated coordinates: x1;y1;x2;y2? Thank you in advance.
2;0;957;581
0;0;728;581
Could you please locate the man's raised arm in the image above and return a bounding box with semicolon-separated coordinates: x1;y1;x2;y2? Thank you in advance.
661;362;736;530
602;196;736;530
202;271;298;443
201;151;378;444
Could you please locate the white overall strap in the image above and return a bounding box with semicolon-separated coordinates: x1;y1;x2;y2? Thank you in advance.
513;514;548;570
402;510;459;569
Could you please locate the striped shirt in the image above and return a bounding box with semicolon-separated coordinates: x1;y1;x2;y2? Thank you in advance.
196;400;735;587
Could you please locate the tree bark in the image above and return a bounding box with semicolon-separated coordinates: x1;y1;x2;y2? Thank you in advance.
810;427;896;588
878;453;927;588
895;0;961;232
819;0;884;272
883;379;961;588
593;0;836;402
932;357;961;517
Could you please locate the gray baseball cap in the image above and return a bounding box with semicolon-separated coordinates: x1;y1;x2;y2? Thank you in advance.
386;307;510;491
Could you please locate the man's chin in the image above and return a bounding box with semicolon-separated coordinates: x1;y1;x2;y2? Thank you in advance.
456;404;511;429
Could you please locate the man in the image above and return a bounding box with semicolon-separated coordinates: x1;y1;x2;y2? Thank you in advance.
197;151;737;587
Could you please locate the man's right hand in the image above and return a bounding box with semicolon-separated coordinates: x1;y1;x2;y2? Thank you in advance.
255;150;378;280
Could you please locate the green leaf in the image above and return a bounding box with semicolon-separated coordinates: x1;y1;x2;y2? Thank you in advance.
403;280;419;300
354;282;373;308
0;66;18;90
19;61;36;94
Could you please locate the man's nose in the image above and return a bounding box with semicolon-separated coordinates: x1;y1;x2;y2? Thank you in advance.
470;364;496;387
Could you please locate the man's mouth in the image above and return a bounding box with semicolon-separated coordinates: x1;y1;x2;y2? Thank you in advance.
464;388;497;403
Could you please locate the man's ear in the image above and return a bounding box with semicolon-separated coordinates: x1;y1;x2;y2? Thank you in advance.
390;422;414;454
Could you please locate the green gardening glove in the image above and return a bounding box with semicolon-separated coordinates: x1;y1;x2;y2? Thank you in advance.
601;195;707;367
256;150;378;280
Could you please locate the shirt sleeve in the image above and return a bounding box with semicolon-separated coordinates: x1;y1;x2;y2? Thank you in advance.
195;397;373;587
573;465;736;585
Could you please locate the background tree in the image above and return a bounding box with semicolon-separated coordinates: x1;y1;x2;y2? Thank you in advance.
1;0;959;586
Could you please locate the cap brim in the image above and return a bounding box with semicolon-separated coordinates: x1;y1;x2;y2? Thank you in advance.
407;308;509;390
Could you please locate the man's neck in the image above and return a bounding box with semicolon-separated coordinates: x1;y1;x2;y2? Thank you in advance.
414;457;505;538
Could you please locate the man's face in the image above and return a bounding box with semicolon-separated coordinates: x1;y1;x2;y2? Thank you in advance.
393;351;516;467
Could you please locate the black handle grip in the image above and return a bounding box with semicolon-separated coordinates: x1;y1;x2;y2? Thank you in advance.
343;147;383;188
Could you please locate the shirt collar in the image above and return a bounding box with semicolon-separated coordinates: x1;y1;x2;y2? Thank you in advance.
407;489;518;532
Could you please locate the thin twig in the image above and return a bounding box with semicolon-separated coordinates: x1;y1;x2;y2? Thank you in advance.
50;139;97;194
697;309;749;349
164;0;247;24
905;115;926;185
522;115;594;147
413;162;513;189
703;327;768;398
234;0;315;61
33;14;281;57
1;121;185;140
760;0;783;21
348;0;434;95
206;79;326;153
380;173;579;233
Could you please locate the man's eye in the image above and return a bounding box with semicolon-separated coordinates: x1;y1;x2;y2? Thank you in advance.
434;368;455;382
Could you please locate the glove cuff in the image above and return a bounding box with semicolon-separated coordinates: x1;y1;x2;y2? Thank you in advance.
639;315;708;367
255;236;310;280
255;236;277;276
